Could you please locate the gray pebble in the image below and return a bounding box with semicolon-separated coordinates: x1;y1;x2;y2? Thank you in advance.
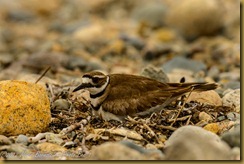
164;125;231;160
16;134;29;146
222;89;240;113
141;65;169;83
162;56;206;73
221;124;240;148
52;99;71;111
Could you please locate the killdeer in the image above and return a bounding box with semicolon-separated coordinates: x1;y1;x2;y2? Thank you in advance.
73;71;218;121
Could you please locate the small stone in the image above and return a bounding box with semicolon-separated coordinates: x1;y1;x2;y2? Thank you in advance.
16;134;29;146
85;142;145;160
226;112;240;121
45;133;64;146
63;141;77;148
164;125;231;160
222;89;240;113
0;80;51;136
203;123;219;134
132;2;167;28
141;65;169;83
37;142;67;152
199;112;213;122
167;69;195;82
162;56;207;73
0;135;12;145
166;0;224;40
187;90;222;106
52;99;71;111
221;125;240;148
230;147;240;160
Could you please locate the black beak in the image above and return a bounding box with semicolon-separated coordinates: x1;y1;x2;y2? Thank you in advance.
73;83;92;92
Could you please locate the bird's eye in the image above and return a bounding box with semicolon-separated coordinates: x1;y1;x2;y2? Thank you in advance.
92;77;99;83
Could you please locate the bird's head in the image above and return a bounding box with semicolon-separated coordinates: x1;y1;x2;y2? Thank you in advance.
73;71;109;95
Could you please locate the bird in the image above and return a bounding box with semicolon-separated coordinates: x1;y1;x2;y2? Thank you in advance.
73;71;218;121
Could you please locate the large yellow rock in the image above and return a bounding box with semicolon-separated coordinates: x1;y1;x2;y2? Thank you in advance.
0;80;51;136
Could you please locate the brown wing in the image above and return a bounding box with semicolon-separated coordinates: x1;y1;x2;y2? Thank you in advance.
101;74;182;116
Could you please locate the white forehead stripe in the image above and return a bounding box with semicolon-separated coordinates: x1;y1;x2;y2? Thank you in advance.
82;77;92;84
93;75;105;78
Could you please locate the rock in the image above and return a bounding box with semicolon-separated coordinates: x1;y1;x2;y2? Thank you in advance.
226;112;240;121
0;135;12;145
203;123;219;134
167;69;195;83
52;99;71;111
164;125;231;160
45;133;64;146
230;147;240;160
85;142;145;160
5;10;34;22
20;0;61;16
222;89;240;113
73;23;118;45
221;124;240;148
85;140;164;160
0;80;51;136
16;134;29;146
187;90;222;106
141;65;169;83
132;2;167;28
119;33;145;50
119;140;164;159
162;56;207;73
166;0;224;40
36;142;67;152
65;55;103;72
151;28;177;42
199;112;213;122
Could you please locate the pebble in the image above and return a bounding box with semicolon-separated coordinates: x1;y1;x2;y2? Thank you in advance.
0;80;51;136
230;147;240;160
52;99;71;111
203;123;219;134
0;135;12;145
16;134;29;146
5;10;34;22
65;55;103;72
187;90;222;106
167;69;195;82
162;56;207;73
164;125;231;160
141;65;169;83
166;0;224;40
222;89;240;113
221;124;240;148
85;141;164;160
119;140;164;159
132;2;167;28
85;142;145;160
199;112;213;122
226;112;240;121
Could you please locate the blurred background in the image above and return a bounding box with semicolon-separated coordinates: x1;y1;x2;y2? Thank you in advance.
0;0;240;91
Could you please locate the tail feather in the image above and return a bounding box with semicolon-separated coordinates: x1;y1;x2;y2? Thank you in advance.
166;82;218;97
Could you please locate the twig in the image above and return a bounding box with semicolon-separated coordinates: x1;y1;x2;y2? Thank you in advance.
35;66;51;84
170;87;194;126
156;125;177;131
168;115;192;123
59;116;91;135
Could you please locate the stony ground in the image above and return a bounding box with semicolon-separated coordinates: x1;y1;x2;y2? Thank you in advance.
0;0;240;160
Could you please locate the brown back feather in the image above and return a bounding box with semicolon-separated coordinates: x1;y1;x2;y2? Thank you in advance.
101;74;217;116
